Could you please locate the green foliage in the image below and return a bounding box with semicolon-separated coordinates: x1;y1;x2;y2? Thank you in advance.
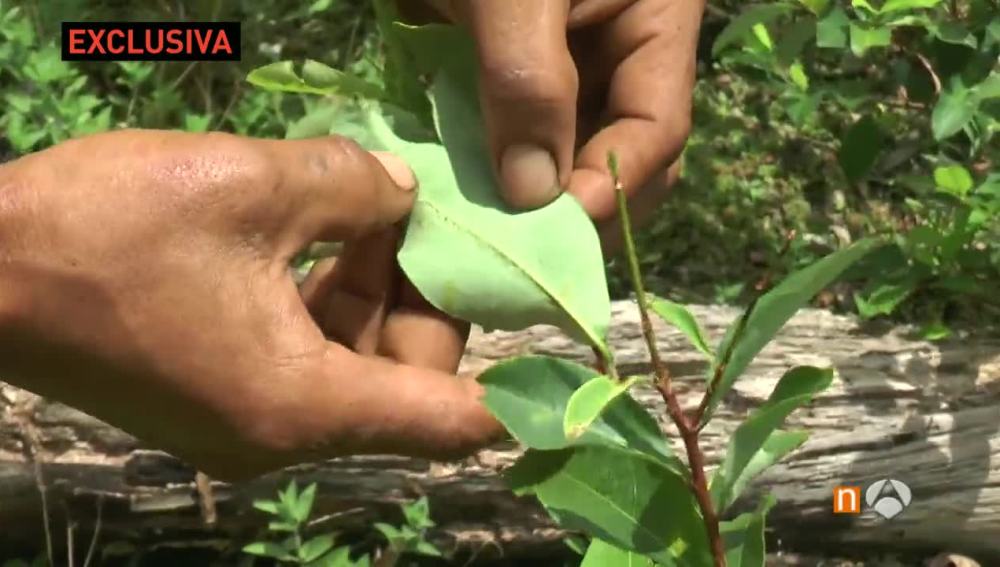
697;0;999;336
507;446;711;567
479;357;677;464
564;375;644;440
0;0;382;150
483;235;872;565
244;481;440;567
0;6;110;151
720;496;775;567
580;539;651;567
649;298;715;361
709;366;832;512
701;238;880;423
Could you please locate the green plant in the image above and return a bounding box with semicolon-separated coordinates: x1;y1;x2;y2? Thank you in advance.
244;481;441;567
479;160;876;566
706;0;998;335
246;11;884;566
0;4;111;151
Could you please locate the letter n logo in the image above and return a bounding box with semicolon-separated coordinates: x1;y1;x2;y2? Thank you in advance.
833;486;862;514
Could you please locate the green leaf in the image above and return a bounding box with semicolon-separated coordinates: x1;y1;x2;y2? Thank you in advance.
972;73;1000;102
413;540;443;557
308;0;336;14
300;60;383;99
849;24;892;56
987;17;1000;47
650;297;715;361
242;542;294;561
280;480;299;513
294;483;317;523
700;239;879;425
934;164;975;197
854;280;916;318
851;0;878;13
268;520;300;533
750;23;775;51
374;522;403;544
247;60;381;98
181;113;211;133
508;446;711;566
253;499;281;515
817;7;850;48
712;4;796;56
402;497;434;529
300;534;336;563
838;115;883;182
564;375;644;440
932;82;977;141
920;320;952;341
565;535;590;556
930;21;978;48
372;1;433;123
797;0;829;15
580;539;652;567
880;0;943;13
722;496;776;567
352;26;611;349
788;61;810;90
775;20;818;66
479;356;677;466
286;104;342;140
307;546;354;567
710;366;833;511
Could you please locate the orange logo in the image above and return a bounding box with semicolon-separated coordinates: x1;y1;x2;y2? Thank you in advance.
833;486;862;514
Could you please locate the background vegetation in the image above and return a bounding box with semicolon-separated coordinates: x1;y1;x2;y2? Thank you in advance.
0;0;997;336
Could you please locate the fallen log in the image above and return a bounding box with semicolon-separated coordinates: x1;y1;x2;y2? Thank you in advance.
1;302;999;564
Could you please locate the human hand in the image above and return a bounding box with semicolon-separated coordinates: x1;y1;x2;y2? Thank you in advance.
0;130;503;481
407;0;704;249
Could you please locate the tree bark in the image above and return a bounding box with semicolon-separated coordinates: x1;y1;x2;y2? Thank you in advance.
2;302;999;563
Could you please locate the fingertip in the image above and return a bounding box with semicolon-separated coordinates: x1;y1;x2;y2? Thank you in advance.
370;151;417;192
499;144;562;210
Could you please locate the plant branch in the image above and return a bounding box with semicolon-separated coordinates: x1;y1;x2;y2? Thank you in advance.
610;153;726;567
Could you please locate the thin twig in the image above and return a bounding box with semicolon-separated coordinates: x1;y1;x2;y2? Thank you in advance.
195;471;218;526
610;159;677;412
591;345;609;376
83;496;103;567
914;52;942;96
692;301;753;430
610;153;726;567
66;507;76;567
13;398;54;566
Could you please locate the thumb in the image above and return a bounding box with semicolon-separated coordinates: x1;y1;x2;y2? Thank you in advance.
287;347;504;461
263;136;417;250
459;0;577;210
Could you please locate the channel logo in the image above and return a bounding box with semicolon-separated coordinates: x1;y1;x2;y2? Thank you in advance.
834;479;912;519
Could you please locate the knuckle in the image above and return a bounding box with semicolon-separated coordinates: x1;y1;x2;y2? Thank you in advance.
481;58;577;108
147;132;277;195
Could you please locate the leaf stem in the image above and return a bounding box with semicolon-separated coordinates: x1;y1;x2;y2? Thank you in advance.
609;153;725;567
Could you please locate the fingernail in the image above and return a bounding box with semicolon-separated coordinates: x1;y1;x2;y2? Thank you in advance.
499;144;560;209
371;151;417;191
